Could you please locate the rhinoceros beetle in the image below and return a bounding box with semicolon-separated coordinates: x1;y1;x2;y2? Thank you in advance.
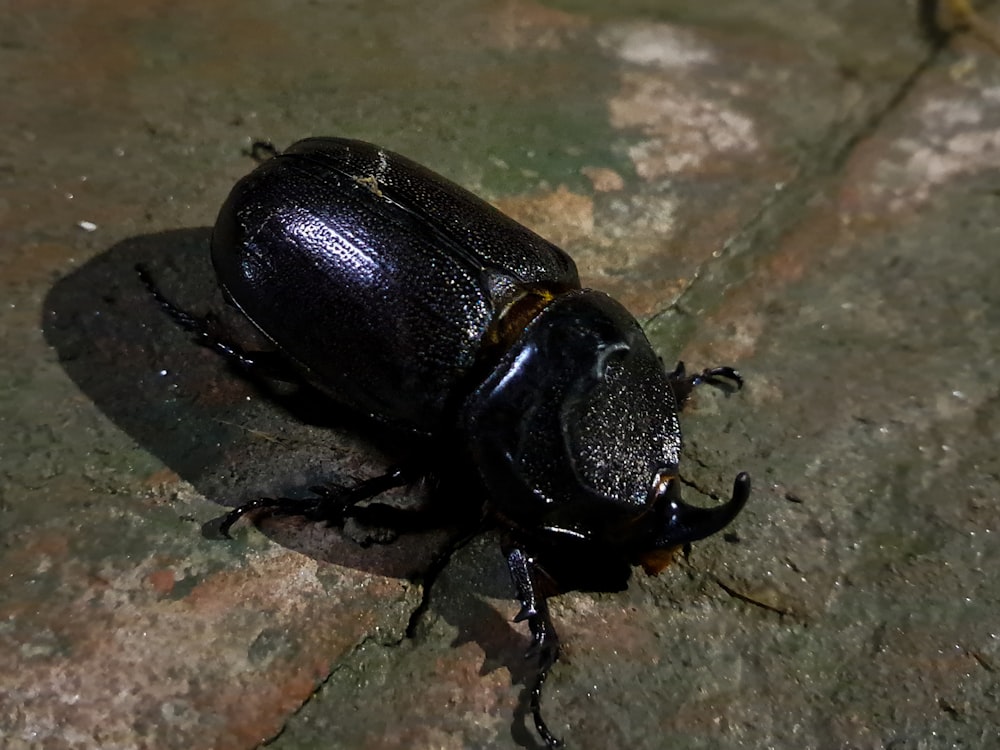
140;137;750;748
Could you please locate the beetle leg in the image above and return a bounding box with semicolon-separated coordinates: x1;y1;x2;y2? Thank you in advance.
217;465;417;537
668;360;743;406
504;546;563;749
136;264;298;382
215;496;305;538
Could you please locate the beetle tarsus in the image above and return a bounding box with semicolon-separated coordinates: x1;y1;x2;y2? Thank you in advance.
136;264;272;374
692;365;743;389
136;264;205;333
218;465;418;536
526;604;562;749
531;651;563;749
505;546;564;749
668;360;743;405
217;497;291;538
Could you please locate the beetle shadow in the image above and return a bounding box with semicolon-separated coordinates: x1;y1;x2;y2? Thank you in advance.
41;229;498;585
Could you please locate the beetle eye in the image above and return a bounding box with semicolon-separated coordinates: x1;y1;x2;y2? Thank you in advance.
647;467;680;505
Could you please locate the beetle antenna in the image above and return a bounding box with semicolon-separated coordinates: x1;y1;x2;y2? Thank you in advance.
655;472;750;548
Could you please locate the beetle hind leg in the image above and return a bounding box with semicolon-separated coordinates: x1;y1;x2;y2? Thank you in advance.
136;264;298;382
505;545;564;749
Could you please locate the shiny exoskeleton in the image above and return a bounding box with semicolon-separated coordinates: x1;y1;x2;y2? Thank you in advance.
141;137;750;748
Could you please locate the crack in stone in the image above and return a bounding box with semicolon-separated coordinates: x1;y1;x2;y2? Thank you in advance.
251;625;412;750
644;34;951;338
253;529;481;747
713;575;798;619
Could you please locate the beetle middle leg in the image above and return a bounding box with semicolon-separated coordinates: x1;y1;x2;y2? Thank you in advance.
216;465;419;538
504;543;563;749
667;360;743;406
136;264;299;382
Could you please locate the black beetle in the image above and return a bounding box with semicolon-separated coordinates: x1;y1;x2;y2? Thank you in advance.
140;137;750;748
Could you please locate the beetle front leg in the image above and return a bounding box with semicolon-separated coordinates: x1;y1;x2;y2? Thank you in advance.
667;360;743;406
505;545;563;749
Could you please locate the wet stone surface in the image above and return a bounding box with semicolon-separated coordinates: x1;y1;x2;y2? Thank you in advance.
2;1;999;748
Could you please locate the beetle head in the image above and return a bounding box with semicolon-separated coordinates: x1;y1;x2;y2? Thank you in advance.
462;289;750;565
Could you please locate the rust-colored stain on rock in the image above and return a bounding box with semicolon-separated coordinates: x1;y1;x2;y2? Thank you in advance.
146;567;176;595
494;185;595;250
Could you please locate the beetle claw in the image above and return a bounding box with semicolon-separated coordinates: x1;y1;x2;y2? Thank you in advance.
693;365;743;389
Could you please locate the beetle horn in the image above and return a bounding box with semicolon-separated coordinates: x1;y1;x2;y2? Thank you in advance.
654;471;750;547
